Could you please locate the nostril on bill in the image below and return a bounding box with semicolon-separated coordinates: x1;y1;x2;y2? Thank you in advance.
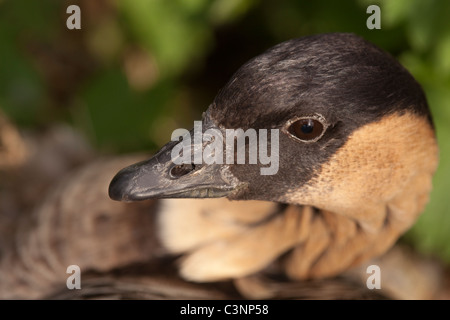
170;163;196;178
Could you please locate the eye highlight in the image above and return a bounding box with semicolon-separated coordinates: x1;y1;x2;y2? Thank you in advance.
285;115;328;142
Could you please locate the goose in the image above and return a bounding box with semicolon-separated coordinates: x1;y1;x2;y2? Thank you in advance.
0;32;439;300
108;32;439;284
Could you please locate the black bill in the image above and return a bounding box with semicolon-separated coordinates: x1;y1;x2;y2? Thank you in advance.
108;130;240;202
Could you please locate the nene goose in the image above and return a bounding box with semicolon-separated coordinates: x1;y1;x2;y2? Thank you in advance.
0;33;439;300
109;33;439;284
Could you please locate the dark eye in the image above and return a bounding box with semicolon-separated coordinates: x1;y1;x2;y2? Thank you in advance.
287;118;325;142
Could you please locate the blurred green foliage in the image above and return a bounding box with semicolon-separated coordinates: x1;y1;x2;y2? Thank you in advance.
0;0;449;262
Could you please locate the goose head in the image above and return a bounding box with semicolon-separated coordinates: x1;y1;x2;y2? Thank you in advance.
109;32;438;245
